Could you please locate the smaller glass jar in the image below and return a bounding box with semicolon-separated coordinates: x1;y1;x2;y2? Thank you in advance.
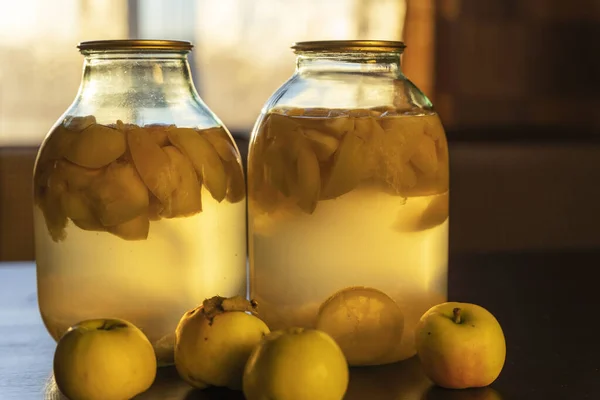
248;40;449;366
33;40;247;364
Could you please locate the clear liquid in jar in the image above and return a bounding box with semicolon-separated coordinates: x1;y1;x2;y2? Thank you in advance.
34;117;246;364
248;107;449;365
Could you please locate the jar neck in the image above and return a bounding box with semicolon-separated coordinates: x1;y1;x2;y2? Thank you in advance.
295;52;402;76
77;52;198;103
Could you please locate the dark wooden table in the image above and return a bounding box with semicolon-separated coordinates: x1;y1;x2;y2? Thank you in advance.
1;251;599;400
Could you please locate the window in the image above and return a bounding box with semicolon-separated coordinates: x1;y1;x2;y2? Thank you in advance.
0;0;406;146
0;0;129;146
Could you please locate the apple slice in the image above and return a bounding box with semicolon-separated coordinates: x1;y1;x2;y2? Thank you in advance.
361;117;385;180
147;194;164;221
202;127;237;162
72;216;104;232
37;125;79;165
38;160;103;238
248;118;271;191
61;192;95;223
411;135;438;174
405;116;449;197
225;159;246;203
264;143;292;198
87;161;149;227
302;128;339;161
161;146;202;218
418;192;449;230
399;162;418;190
267;113;301;139
127;127;177;211
38;173;68;242
64;123;127;168
64;115;96;131
115;120;140;132
295;144;321;214
379;116;425;163
145;124;174;147
423;114;446;142
267;135;301;201
33;125;79;205
53;159;103;190
298;116;354;139
394;192;449;232
108;214;150;240
167;127;228;202
321;130;364;199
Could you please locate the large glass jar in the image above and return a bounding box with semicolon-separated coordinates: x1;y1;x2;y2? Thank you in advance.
33;40;246;364
248;40;448;365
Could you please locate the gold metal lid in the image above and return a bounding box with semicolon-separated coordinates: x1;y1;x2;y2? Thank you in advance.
77;40;193;52
292;40;406;53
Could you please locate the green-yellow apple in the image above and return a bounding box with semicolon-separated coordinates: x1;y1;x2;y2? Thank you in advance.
243;327;349;400
53;318;157;400
174;296;270;390
415;302;506;389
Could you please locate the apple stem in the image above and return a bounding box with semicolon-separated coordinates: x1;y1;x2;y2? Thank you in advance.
202;296;259;323
453;307;462;324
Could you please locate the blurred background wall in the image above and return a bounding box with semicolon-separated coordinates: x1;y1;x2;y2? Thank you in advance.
1;0;599;260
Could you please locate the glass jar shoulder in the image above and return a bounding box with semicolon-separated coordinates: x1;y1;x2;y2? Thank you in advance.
256;70;434;117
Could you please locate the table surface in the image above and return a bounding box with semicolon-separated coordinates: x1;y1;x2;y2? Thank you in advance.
1;251;599;400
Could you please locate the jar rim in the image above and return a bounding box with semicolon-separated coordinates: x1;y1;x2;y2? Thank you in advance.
291;40;406;53
77;40;193;52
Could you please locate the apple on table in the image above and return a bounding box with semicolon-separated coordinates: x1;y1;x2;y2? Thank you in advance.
415;302;506;390
53;318;157;400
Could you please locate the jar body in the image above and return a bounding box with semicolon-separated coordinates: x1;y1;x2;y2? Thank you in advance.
248;48;448;365
33;45;246;364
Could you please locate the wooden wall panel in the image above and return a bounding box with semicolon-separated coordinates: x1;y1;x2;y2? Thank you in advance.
0;148;36;261
435;0;600;130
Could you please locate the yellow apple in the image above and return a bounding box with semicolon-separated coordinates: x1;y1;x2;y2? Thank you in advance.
53;318;157;400
174;296;270;390
243;328;349;400
415;302;506;389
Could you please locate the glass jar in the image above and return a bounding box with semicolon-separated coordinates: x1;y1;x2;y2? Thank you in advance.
33;40;246;364
248;40;449;365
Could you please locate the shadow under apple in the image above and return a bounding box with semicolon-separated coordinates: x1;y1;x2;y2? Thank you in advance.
423;386;504;400
345;355;434;400
45;366;198;400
